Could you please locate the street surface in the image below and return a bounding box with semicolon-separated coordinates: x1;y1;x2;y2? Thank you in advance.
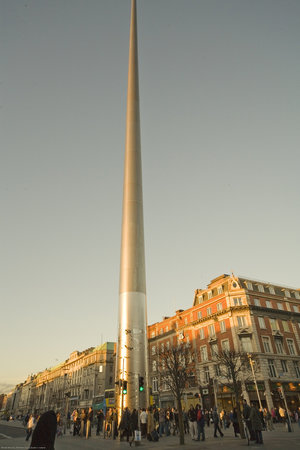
0;420;299;450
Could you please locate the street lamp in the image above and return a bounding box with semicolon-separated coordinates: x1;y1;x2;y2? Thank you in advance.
247;354;263;410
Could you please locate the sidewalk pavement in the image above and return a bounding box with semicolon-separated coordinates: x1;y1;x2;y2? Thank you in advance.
1;422;299;450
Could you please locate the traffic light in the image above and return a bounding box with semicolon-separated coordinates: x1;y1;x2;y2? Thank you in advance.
122;380;128;395
139;376;144;392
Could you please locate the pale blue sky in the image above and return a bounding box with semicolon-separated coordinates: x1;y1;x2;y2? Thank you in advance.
1;0;299;393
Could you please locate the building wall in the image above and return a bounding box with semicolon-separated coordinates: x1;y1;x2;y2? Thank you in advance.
147;274;300;411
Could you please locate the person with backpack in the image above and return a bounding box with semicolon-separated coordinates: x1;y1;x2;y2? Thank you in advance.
196;406;205;441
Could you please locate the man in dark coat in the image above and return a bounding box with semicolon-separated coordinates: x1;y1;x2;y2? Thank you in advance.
29;410;57;450
250;403;263;444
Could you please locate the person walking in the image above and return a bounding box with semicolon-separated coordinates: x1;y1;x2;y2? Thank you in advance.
25;414;35;441
140;408;147;438
213;407;224;438
263;408;274;431
96;409;104;435
158;408;165;437
196;406;205;441
231;407;240;437
28;410;57;450
250;402;263;444
187;405;197;440
85;407;93;439
79;409;86;437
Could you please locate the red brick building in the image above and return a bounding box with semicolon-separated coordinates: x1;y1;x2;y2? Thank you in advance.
148;274;300;411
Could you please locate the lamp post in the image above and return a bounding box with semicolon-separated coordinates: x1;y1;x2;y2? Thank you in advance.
247;354;263;410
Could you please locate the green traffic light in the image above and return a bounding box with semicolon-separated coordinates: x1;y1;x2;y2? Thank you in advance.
139;386;144;392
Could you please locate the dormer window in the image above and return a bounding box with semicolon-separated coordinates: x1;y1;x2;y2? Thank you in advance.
295;291;300;300
284;290;291;298
258;284;264;293
198;295;203;303
268;286;275;295
246;281;253;290
217;286;223;295
208;291;212;300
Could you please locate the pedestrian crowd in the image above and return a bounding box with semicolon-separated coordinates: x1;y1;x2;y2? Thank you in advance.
20;403;300;448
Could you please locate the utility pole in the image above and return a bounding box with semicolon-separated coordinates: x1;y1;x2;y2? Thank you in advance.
247;354;262;410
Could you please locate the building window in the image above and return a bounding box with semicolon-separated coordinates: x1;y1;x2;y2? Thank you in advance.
258;284;264;293
268;286;275;295
280;360;288;373
166;341;170;350
254;298;261;306
221;340;230;351
241;337;252;353
160;328;164;335
215;364;221;376
152;377;158;392
284;290;291;298
277;303;283;310
204;366;210;383
293;305;299;313
220;320;226;333
234;297;242;306
237;315;247;328
166;326;169;332
294;291;300;300
208;291;212;300
197;310;202;319
211;343;218;357
287;339;295;355
258;317;266;329
161;343;164;352
266;301;272;308
282;320;290;332
208;324;216;337
293;361;300;378
207;307;212;316
184;317;188;325
268;359;277;377
217;286;223;295
198;295;203;303
151;331;155;338
270;318;279;330
275;339;284;354
200;346;208;362
246;281;253;290
152;360;157;372
199;328;205;340
217;302;223;312
262;337;271;353
151;346;156;355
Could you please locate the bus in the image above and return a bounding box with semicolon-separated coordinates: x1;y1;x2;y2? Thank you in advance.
104;389;115;408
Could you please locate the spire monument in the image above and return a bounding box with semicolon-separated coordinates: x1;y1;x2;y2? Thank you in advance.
116;0;148;413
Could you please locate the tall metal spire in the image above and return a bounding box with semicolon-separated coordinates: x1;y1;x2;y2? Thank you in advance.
116;0;148;413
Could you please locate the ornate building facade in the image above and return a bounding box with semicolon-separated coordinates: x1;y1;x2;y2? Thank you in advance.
6;342;116;416
148;274;300;411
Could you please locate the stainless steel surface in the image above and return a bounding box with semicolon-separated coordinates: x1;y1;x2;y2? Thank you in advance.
116;0;148;413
